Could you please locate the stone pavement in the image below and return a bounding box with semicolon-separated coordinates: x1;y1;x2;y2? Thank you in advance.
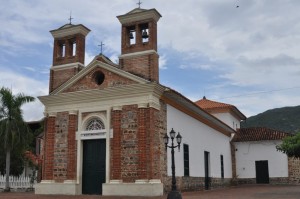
0;185;299;199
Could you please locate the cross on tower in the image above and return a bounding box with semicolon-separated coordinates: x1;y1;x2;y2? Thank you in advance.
98;42;105;54
137;0;142;8
68;11;73;24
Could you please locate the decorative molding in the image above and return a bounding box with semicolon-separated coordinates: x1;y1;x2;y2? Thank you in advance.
112;106;122;111
40;180;55;184
138;103;148;109
119;50;158;59
117;8;162;24
50;24;90;39
69;110;78;115
109;180;123;184
79;129;107;140
51;62;84;71
63;180;76;184
135;179;149;184
48;112;57;117
149;102;160;110
40;83;166;114
149;179;161;184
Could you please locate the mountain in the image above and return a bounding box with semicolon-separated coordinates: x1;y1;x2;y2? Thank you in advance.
241;105;300;134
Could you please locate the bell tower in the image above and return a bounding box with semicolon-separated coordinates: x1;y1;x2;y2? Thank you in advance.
117;8;161;82
49;23;90;93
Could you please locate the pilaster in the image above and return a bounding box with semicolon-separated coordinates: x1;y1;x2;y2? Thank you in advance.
137;104;148;179
111;106;122;179
67;111;78;180
43;113;56;180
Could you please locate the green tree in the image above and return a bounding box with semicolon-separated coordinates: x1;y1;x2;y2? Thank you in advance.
0;146;24;176
277;132;300;158
0;87;35;191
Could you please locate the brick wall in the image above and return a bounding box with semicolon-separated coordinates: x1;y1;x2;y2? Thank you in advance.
164;176;231;193
288;157;300;184
119;18;159;82
121;20;158;54
67;113;78;180
50;67;79;92
120;105;139;182
43;116;55;180
110;102;167;183
120;53;159;82
236;177;289;185
53;34;86;66
65;68;137;93
111;109;122;180
53;112;69;182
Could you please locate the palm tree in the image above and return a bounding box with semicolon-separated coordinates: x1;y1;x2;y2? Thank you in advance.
0;87;35;191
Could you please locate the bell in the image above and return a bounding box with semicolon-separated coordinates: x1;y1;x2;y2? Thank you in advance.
129;32;134;39
142;29;149;39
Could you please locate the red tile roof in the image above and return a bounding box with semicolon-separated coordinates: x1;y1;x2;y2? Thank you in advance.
195;96;246;120
195;96;234;109
232;127;291;142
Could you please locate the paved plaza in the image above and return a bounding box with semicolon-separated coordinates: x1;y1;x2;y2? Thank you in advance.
0;185;299;199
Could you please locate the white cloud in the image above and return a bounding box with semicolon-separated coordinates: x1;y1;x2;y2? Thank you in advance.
1;0;300;117
159;55;167;69
0;69;48;121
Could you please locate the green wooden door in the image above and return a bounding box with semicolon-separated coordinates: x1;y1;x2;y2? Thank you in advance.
82;139;106;195
255;160;269;184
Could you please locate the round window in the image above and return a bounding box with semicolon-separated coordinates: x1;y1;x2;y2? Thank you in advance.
93;71;105;85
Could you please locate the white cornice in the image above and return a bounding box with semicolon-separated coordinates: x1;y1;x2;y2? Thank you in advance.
138;103;148;108
69;110;78;115
112;106;122;111
39;83;165;114
51;62;84;71
117;9;162;24
50;24;90;39
119;50;158;59
48;112;57;117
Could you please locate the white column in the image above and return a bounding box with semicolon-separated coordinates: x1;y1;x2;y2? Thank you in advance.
106;108;111;183
76;110;82;185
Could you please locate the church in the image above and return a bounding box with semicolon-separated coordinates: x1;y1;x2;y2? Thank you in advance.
35;6;296;196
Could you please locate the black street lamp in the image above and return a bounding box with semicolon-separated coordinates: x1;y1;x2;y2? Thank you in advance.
164;128;182;199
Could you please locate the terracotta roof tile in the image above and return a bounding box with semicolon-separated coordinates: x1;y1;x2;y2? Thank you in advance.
194;96;246;120
195;96;234;109
232;127;291;142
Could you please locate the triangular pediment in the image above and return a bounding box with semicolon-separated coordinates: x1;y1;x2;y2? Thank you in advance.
51;55;149;95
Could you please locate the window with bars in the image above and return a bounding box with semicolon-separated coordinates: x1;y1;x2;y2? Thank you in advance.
183;144;190;176
85;118;105;131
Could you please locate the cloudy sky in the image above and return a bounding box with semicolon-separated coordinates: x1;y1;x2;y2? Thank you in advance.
1;0;300;121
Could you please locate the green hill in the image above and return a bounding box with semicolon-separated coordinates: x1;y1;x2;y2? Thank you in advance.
241;105;300;134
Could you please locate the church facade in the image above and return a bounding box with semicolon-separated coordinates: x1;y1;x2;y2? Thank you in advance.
35;7;296;196
35;7;237;196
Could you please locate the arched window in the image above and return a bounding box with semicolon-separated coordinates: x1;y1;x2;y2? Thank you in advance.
85;118;105;131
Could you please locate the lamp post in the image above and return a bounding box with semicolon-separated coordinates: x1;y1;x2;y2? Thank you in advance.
164;128;182;199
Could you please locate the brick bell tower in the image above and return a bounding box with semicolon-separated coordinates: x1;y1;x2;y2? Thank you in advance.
117;8;161;82
49;23;90;93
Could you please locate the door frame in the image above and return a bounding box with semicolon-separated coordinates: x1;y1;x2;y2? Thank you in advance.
82;139;106;195
76;110;112;194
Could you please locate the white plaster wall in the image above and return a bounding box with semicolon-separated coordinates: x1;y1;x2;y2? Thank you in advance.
211;112;240;130
235;141;288;178
166;105;232;178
